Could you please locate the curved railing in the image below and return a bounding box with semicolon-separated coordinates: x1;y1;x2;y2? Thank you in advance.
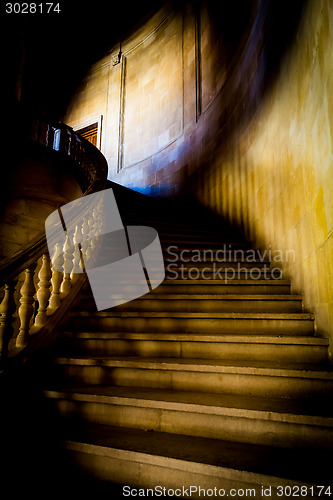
0;105;108;371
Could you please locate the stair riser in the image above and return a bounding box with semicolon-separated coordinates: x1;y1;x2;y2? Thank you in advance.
161;246;262;254
54;365;333;399
153;284;292;295
77;299;303;314
161;241;251;249
56;339;328;364
164;261;271;269
49;398;333;449
64;445;292;500
161;233;249;240
68;316;314;335
165;269;280;280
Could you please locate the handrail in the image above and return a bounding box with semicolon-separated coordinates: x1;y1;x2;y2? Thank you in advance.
0;103;108;370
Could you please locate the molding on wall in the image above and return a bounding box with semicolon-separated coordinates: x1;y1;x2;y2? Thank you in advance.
194;0;256;121
121;2;175;58
117;8;185;171
194;1;202;122
117;56;127;172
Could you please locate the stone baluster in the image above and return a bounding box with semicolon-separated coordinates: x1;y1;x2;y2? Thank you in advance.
16;263;37;348
0;281;17;365
88;212;97;262
35;254;52;327
49;243;64;310
95;200;103;236
60;234;73;295
90;207;98;258
71;225;83;280
81;216;91;263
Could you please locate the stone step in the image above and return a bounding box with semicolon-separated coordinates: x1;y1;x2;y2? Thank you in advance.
164;268;282;280
124;216;230;233
162;247;269;259
52;357;333;398
68;311;315;335
123;220;247;239
77;294;303;313
163;259;271;268
44;385;333;449
160;239;252;249
156;225;229;237
55;333;328;364
81;279;292;295
150;279;292;295
61;423;332;494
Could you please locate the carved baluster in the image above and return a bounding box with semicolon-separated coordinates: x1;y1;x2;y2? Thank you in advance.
53;128;61;151
93;205;100;237
96;200;104;236
49;244;63;310
93;203;103;259
16;264;37;347
0;281;17;365
87;212;97;263
71;225;83;280
35;254;52;327
90;209;98;258
46;124;54;150
81;216;91;263
60;234;73;295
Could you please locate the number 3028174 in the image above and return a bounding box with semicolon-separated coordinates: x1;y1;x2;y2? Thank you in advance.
5;3;61;14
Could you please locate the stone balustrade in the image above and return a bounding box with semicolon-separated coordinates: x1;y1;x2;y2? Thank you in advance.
0;212;103;367
0;106;108;370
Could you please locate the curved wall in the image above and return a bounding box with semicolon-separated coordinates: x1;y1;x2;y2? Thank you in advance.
193;0;333;352
64;0;333;353
64;0;257;196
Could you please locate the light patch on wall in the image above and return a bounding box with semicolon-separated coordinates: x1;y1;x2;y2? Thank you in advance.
119;12;184;169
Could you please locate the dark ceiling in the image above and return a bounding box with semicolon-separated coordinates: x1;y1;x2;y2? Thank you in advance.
2;0;306;122
1;0;166;118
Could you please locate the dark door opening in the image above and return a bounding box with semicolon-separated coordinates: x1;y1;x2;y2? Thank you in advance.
76;123;98;147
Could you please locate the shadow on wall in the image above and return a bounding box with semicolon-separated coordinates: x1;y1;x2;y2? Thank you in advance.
191;0;333;354
187;0;307;188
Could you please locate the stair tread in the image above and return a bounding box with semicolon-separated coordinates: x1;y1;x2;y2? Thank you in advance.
53;355;333;376
71;311;314;319
43;194;332;488
59;332;328;345
80;294;302;301
162;279;291;283
45;384;333;420
160;234;250;241
61;422;332;484
163;259;272;264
